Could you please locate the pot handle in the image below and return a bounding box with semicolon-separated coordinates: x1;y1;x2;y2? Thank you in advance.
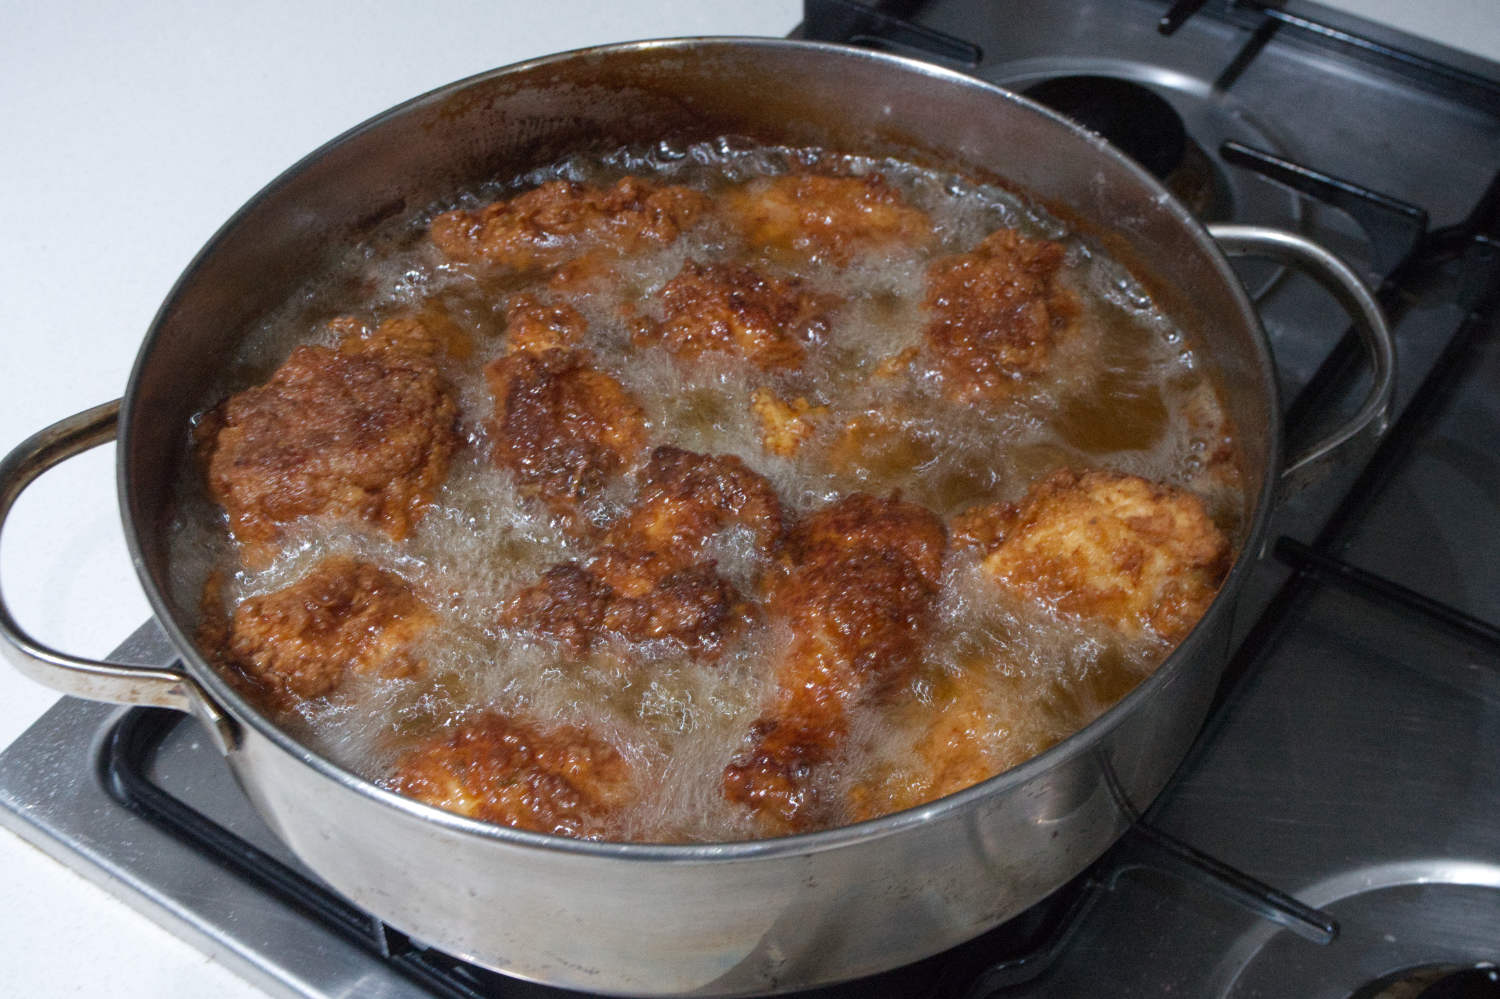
0;400;237;752
1207;224;1396;493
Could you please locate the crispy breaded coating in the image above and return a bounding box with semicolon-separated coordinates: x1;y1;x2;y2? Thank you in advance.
924;228;1076;402
723;494;946;833
218;557;433;704
503;293;588;356
505;447;783;656
954;468;1230;641
334;305;473;362
391;712;634;838
750;388;827;457
200;345;459;561
485;348;648;524
545;251;623;299
725;174;934;267
430;177;710;270
635;261;832;371
592;445;784;589
847;672;998;821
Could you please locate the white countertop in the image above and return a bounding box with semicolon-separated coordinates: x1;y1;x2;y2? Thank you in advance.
0;2;1495;995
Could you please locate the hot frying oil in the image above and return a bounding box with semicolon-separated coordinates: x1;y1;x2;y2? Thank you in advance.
172;140;1242;842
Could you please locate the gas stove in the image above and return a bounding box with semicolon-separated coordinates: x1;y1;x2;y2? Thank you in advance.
3;2;1498;996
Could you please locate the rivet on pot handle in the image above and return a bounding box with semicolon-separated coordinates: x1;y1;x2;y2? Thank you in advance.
0;400;238;753
1208;224;1396;495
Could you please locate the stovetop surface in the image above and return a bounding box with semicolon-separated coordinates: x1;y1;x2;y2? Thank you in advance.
3;2;1498;996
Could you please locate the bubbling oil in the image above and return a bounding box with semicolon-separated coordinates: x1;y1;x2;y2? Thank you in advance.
171;139;1244;843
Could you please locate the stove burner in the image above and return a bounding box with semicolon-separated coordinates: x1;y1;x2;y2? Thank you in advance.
1024;75;1185;179
1023;74;1222;219
1350;963;1500;999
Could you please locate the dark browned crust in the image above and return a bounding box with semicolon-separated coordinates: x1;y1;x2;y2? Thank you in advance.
199;344;459;563
505;446;784;657
923;228;1077;402
430;177;710;270
723;493;946;833
390;712;634;839
634;260;834;371
208;556;434;706
484;348;648;525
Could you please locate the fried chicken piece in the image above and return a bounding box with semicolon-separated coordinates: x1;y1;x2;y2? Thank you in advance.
545;251;624;299
505;447;784;656
723;494;946;833
217;557;434;704
503;293;588;355
485;348;648;524
847;672;998;821
333;304;473;362
923;228;1076;403
751;388;827;457
200;345;459;562
390;712;634;839
954;468;1231;641
635;261;833;371
430;177;710;270
725;174;934;267
592;445;784;589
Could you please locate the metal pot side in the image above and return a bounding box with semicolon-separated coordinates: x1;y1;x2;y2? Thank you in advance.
109;39;1279;995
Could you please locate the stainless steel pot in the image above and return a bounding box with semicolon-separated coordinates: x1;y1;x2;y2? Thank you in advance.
0;38;1392;996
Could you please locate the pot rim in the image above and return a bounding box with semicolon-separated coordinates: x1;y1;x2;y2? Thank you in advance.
119;35;1282;862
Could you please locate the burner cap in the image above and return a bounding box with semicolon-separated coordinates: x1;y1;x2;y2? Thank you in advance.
1024;75;1188;182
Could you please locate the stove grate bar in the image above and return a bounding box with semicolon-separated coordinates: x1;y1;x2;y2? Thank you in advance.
1221;140;1428;273
798;0;980;66
1156;0;1210;37
1249;4;1500;104
1274;537;1500;655
1099;750;1338;944
1107;822;1339;943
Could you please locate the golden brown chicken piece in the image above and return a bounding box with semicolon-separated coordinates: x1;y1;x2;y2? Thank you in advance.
634;261;833;371
724;174;934;267
723;494;947;833
505;446;784;656
485;348;648;525
216;557;434;705
429;177;710;270
592;445;784;585
750;388;827;457
544;251;624;300
333;305;473;362
390;712;635;839
503;293;588;356
200;345;459;562
923;228;1076;403
954;468;1231;641
847;671;999;821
